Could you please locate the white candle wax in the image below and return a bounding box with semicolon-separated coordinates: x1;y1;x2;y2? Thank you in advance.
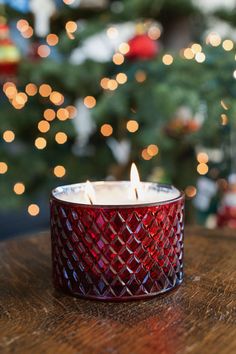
53;181;181;206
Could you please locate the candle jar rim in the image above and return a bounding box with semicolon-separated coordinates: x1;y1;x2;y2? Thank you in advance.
51;181;184;209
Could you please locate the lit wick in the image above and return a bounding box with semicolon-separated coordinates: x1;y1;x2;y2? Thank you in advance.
130;163;140;201
85;180;96;205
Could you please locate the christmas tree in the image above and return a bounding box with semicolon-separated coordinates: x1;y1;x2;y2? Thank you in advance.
1;0;236;227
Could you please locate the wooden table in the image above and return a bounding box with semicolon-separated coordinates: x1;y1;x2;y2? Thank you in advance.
0;227;235;354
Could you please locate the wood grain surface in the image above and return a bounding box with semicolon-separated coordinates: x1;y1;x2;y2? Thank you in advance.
0;227;235;354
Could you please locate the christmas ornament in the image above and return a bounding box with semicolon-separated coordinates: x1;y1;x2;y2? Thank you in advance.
0;20;20;79
217;174;236;229
165;106;201;138
126;34;158;60
30;0;56;37
107;138;131;165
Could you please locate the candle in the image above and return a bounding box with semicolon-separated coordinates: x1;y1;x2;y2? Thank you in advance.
50;164;185;301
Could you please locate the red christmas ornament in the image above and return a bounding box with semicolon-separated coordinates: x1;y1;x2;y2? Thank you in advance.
126;34;158;60
217;179;236;229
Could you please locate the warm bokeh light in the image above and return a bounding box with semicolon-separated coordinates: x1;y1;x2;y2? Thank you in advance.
55;132;68;144
21;26;33;39
148;26;161;40
46;34;59;46
197;163;209;175
25;83;37;96
65;21;77;33
0;162;8;174
100;77;110;89
16;19;29;32
126;120;139;133
119;42;130;54
116;73;127;84
37;45;50;58
15;92;27;105
54;165;66;177
39;84;52;97
57;108;69;121
147;144;159;157
3;82;16;93
50;91;64;105
5;85;17;99
28;204;40;216
195;52;206;63
191;43;202;54
135;70;147;82
107;79;118;90
113;53;124;65
66;105;77;119
13;182;25;195
206;32;221;47
221;114;228;125
3;130;15;143
220;100;229;110
84;96;96;109
141;148;152;160
35;137;47;149
107;27;118;39
197;152;209;164
100;124;113;137
63;0;75;4
162;54;173;65
222;39;234;51
44;109;56;121
183;48;194;60
38;120;50;133
185;185;197;198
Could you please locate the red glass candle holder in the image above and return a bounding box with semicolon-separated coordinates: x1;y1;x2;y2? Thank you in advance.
50;182;185;301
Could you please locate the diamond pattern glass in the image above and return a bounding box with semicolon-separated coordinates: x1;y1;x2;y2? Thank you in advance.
50;185;184;301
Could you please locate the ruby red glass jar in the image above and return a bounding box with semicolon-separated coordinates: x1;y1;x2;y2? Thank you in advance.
50;182;184;301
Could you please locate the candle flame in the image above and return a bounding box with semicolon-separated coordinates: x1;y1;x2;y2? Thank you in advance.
130;163;140;200
85;180;95;205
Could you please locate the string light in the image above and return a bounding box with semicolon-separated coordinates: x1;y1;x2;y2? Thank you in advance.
46;34;59;46
107;79;118;90
65;21;77;33
84;96;96;109
55;132;68;144
141;149;152;160
197;163;209;175
44;109;56;121
54;165;66;177
100;77;110;89
25;83;37;96
39;84;52;97
0;162;8;174
118;42;130;54
135;70;147;82
107;27;118;39
116;73;127;84
162;54;173;65
195;52;206;63
221;114;228;125
66;106;77;119
3;130;15;143
185;186;197;198
222;39;234;51
15;92;28;105
148;26;161;40
38;120;50;133
37;45;50;58
35;137;47;149
197;152;209;164
28;204;40;216
16;19;29;32
206;32;221;47
57;108;69;121
21;26;33;39
126;120;139;133
183;48;194;60
191;43;202;54
220;100;229;110
13;182;25;195
5;85;17;99
147;144;159;157
50;91;64;105
112;53;124;65
100;124;113;137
